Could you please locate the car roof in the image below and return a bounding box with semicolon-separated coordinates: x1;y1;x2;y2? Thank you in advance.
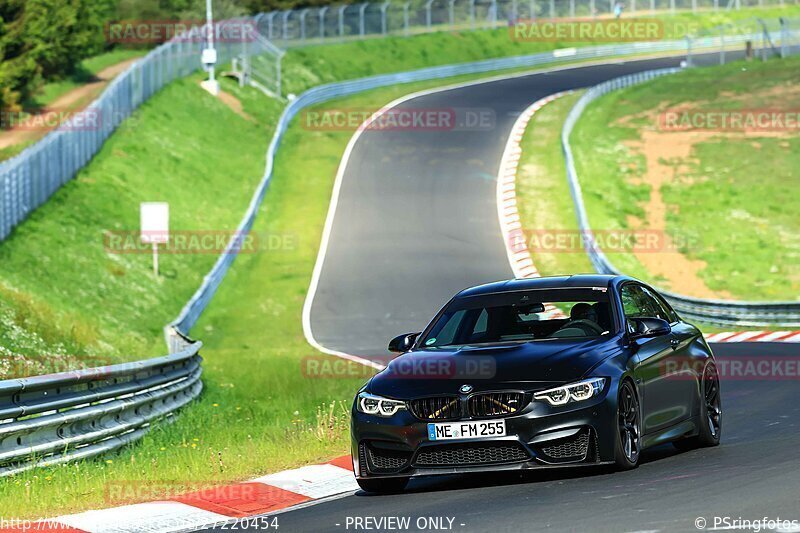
455;274;629;298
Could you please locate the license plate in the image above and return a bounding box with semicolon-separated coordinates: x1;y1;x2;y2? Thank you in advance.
427;420;506;441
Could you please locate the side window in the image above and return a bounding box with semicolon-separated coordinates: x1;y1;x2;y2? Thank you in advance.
620;285;649;319
620;284;666;328
642;287;679;323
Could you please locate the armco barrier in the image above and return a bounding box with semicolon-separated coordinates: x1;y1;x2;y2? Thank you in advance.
0;332;201;477
561;68;800;327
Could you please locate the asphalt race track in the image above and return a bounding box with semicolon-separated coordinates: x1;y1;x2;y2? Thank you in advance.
211;51;800;532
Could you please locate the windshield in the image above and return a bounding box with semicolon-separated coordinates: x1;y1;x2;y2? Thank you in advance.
419;288;614;348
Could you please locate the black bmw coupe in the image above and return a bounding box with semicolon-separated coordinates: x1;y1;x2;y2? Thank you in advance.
351;275;721;493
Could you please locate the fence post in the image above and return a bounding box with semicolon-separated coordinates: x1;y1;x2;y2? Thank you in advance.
720;26;725;64
531;0;537;19
299;8;309;42
570;0;575;17
449;0;457;27
320;6;328;39
650;0;655;13
470;0;476;29
267;12;276;39
511;0;518;22
339;5;347;40
382;2;391;34
550;0;555;18
490;0;498;27
404;2;411;35
282;10;291;40
359;3;368;36
691;0;697;12
670;0;675;13
425;0;434;29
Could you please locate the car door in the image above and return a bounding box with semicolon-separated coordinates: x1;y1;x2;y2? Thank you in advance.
622;283;688;435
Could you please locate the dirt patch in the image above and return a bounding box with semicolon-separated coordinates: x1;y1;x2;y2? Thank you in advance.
616;84;799;299
215;88;253;121
0;58;141;150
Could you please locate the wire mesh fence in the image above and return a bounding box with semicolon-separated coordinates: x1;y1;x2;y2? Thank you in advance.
254;0;796;47
0;21;276;243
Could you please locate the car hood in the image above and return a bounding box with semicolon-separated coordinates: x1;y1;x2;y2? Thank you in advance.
367;336;623;398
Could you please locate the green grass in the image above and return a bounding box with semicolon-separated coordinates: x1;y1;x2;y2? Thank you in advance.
570;55;800;301
513;90;763;332
24;49;147;110
0;74;283;379
515;90;595;277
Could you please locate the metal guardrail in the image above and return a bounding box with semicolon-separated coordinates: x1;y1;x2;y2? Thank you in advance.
561;67;800;327
0;332;201;477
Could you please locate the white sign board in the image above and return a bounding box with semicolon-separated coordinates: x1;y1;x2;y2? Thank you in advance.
140;202;169;244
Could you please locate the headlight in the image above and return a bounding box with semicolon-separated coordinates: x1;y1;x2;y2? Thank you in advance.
534;378;606;406
357;392;406;417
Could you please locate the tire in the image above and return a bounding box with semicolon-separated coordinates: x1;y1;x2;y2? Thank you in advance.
614;380;641;471
674;362;722;451
356;477;409;494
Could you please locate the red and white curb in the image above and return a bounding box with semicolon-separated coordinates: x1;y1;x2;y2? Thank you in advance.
10;456;356;533
705;330;800;343
496;91;572;318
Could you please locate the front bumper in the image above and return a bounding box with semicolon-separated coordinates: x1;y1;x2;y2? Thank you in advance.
351;388;618;480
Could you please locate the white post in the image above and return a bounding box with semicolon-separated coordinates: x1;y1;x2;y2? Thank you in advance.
426;0;435;29
152;242;159;276
339;5;347;40
404;2;411;35
201;0;219;96
449;0;457;27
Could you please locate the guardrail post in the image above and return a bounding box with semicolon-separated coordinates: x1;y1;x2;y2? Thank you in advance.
780;17;787;58
382;2;391;34
320;6;328;39
685;35;693;67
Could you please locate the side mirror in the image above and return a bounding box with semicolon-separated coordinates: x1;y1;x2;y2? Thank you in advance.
629;317;671;340
388;332;420;353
